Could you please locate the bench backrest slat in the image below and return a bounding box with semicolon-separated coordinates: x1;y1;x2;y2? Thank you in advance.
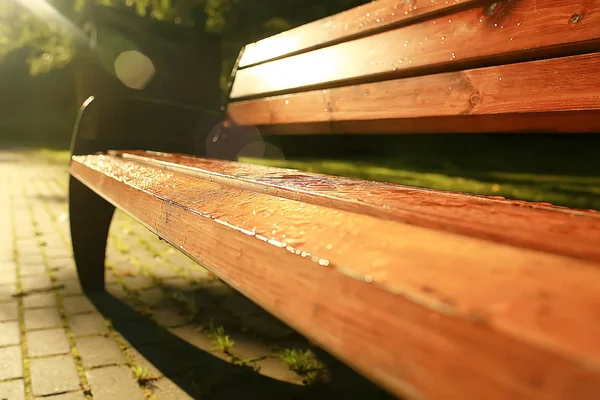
226;0;600;134
238;0;487;68
227;52;600;133
230;0;600;100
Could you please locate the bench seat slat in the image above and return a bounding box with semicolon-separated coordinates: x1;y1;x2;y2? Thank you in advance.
71;153;600;400
238;0;486;68
228;52;600;133
230;0;600;99
118;150;600;264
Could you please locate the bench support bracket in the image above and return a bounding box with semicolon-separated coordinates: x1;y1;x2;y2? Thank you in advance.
69;175;115;293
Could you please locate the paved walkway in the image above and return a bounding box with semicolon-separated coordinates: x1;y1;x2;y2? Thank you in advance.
0;151;389;400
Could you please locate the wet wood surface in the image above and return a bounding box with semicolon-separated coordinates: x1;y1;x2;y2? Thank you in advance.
118;150;600;264
227;52;600;132
71;153;600;400
230;0;600;99
249;111;600;134
238;0;488;68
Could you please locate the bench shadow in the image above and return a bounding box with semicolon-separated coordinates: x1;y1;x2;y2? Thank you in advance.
87;291;396;400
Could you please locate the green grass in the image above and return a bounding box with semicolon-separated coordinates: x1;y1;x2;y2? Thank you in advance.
23;135;600;210
240;157;600;210
241;134;600;211
26;148;71;165
279;348;327;385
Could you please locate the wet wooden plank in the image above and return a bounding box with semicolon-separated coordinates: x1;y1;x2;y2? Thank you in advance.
250;111;600;134
230;0;600;99
71;153;600;400
238;0;487;68
227;52;600;132
118;150;600;264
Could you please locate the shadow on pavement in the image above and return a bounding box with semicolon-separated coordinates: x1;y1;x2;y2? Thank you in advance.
87;292;396;400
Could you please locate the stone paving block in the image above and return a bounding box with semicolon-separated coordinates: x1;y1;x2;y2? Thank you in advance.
76;335;124;368
196;280;235;299
0;321;20;347
151;377;195;400
110;262;140;276
43;248;72;259
122;274;154;291
126;344;185;378
29;355;80;396
68;313;107;336
145;263;180;280
25;308;62;330
0;346;23;380
106;284;134;303
52;268;78;282
59;280;82;296
19;255;45;266
116;319;164;346
21;275;53;292
137;287;164;306
0;379;25;400
0;261;16;271
27;328;70;357
19;265;47;277
220;294;265;317
63;296;96;315
169;326;220;358
105;271;118;284
160;278;199;292
86;366;145;400
0;300;18;321
23;293;57;309
0;284;17;302
185;266;213;282
47;258;75;270
34;391;86;400
0;268;16;285
152;305;188;328
240;314;293;340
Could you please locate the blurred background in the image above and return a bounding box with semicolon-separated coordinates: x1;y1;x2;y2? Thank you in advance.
0;0;368;147
1;0;599;210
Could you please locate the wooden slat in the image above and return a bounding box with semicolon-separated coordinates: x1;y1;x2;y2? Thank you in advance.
230;0;600;99
71;153;600;400
117;150;600;263
227;52;600;133
250;111;600;134
238;0;487;68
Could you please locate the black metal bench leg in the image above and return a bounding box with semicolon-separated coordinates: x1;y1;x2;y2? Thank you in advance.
69;176;115;294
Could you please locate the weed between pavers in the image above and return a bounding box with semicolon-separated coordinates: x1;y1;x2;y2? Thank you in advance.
13;185;41;400
131;365;159;386
280;348;328;385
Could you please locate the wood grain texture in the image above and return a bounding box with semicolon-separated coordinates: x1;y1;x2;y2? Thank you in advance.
116;150;600;264
238;0;487;68
71;153;600;400
249;111;600;134
230;0;600;99
227;52;600;132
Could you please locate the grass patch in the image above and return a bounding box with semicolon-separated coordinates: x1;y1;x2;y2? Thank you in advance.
280;348;327;385
26;148;71;165
241;134;600;210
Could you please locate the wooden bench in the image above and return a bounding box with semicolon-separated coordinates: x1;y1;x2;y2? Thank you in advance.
69;1;600;398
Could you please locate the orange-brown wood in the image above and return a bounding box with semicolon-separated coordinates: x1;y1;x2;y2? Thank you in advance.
71;153;600;400
249;111;600;134
118;150;600;264
238;0;488;68
227;52;600;132
230;0;600;99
